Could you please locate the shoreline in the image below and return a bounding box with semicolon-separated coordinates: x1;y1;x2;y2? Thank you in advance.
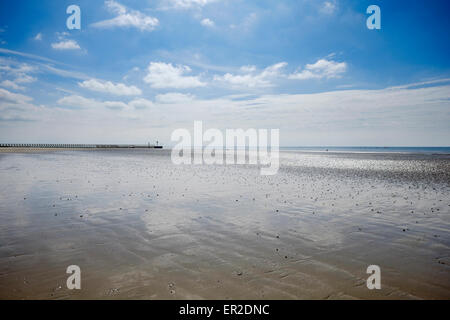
1;147;449;156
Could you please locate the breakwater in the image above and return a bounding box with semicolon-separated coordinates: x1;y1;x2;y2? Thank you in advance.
0;143;162;149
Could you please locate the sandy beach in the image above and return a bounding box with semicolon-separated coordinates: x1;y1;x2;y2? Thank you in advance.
0;148;449;299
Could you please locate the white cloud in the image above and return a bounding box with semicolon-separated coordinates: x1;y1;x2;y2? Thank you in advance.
201;18;215;27
289;59;347;80
43;65;89;81
147;81;450;146
0;60;37;85
0;48;62;65
143;62;206;89
92;0;159;31
166;0;218;9
79;79;142;96
0;49;92;83
0;88;33;104
57;95;95;108
51;40;81;50
214;62;287;88
2;80;449;146
57;94;153;111
156;92;195;104
0;88;49;122
320;1;337;15
240;65;257;73
34;33;42;41
14;74;37;84
0;80;25;91
128;98;154;109
102;100;129;110
0;61;36;75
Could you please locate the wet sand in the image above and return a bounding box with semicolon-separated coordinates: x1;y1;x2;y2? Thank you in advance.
0;149;449;299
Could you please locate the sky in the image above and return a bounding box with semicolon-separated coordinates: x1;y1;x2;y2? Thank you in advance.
0;0;449;146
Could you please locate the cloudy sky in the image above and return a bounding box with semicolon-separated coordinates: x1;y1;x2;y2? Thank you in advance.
0;0;449;146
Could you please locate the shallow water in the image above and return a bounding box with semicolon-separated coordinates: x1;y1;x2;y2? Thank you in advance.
0;149;449;299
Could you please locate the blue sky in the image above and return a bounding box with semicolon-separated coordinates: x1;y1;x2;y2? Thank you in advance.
0;0;449;146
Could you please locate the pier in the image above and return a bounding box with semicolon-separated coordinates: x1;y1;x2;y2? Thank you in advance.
0;143;163;149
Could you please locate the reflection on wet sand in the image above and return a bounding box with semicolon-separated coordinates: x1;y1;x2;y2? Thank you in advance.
0;149;449;299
